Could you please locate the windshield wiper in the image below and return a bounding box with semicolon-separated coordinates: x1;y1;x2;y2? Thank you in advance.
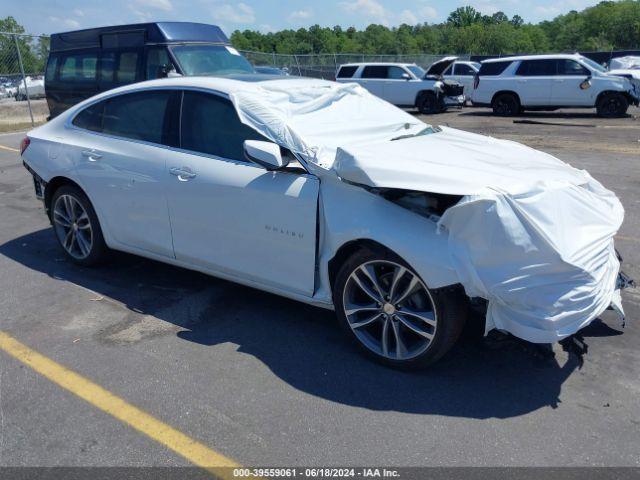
391;126;441;141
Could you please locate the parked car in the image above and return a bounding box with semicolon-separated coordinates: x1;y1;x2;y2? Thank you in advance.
470;53;640;117
335;61;464;113
15;76;46;101
254;66;289;76
45;22;255;117
436;57;481;95
21;75;631;367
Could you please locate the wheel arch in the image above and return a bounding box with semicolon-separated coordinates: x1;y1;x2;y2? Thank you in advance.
44;176;87;220
328;239;396;293
491;90;520;106
595;89;633;106
414;88;437;107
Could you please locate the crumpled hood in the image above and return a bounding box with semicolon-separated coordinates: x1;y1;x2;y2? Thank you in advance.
333;126;590;196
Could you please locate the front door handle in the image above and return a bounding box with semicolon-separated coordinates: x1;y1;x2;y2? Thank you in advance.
81;150;102;161
169;166;197;181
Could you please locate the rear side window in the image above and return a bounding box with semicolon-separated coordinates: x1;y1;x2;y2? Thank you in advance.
72;102;103;132
478;61;511;76
336;66;357;78
516;59;556;76
59;54;97;81
73;90;178;146
180;91;266;161
361;65;388;78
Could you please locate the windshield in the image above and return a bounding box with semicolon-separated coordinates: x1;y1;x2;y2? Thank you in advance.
580;56;607;73
171;45;255;75
407;65;426;78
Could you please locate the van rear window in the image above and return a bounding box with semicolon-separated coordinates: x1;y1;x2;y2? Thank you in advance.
478;61;511;76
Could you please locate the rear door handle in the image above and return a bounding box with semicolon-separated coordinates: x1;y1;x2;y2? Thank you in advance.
81;150;102;161
169;166;197;181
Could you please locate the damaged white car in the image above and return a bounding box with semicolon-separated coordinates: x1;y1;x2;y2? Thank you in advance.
21;76;632;367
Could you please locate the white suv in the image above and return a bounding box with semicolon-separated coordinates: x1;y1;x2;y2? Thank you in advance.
336;61;465;114
471;54;640;117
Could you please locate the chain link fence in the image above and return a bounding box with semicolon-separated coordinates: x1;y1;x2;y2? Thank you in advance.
0;32;49;131
240;51;468;79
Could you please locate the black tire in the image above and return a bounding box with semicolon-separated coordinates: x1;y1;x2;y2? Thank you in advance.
596;92;629;118
50;184;108;266
416;91;443;114
333;246;468;369
492;92;520;116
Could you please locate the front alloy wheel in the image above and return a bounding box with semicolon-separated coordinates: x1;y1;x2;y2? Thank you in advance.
334;249;467;368
343;260;437;361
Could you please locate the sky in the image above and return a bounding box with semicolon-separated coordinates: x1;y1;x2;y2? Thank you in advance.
4;0;604;36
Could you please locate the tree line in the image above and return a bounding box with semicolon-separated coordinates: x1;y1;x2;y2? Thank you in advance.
230;1;640;55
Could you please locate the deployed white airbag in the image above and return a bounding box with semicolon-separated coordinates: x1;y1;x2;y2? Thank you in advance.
438;177;624;342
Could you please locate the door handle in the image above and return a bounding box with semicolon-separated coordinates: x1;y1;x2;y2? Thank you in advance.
81;150;102;161
554;79;565;83
169;166;197;181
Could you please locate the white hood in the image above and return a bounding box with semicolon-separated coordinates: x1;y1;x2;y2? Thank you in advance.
333;126;590;195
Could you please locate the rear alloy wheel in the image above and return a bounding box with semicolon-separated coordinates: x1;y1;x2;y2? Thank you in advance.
596;92;628;118
417;91;443;114
334;249;467;368
51;185;107;266
492;93;520;116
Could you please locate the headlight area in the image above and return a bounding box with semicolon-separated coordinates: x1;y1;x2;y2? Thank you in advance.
371;187;463;221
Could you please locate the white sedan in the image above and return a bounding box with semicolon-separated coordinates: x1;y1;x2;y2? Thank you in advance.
21;75;629;367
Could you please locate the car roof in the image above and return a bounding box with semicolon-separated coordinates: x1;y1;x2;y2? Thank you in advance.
482;53;583;63
338;63;417;67
73;75;333;103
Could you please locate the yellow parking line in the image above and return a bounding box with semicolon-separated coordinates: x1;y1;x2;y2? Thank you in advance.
0;144;19;153
0;330;239;477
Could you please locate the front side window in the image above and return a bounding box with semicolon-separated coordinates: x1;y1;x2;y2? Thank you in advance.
180;91;266;161
387;66;407;79
557;59;589;76
146;47;171;79
455;64;475;76
171;45;254;75
361;65;388;78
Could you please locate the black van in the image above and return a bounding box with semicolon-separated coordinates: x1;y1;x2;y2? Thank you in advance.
45;22;255;117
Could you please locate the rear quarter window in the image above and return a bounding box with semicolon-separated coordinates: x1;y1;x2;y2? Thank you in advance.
478;61;512;76
337;66;358;78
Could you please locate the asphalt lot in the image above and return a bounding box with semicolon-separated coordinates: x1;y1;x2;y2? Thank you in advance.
0;107;639;470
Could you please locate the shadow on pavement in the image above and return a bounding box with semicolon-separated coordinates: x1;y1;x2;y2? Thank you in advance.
458;109;634;120
1;228;623;419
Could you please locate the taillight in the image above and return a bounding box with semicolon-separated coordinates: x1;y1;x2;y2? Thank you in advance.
20;137;30;155
473;75;479;90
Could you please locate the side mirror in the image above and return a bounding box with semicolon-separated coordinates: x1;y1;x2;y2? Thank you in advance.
580;76;592;90
243;140;289;170
401;73;411;80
